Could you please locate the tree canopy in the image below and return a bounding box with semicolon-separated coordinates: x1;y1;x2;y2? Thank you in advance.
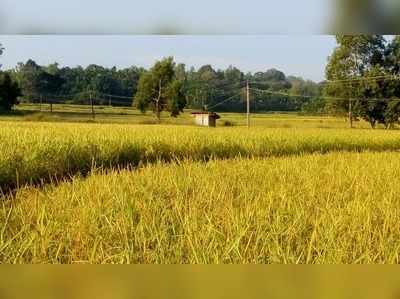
0;43;22;112
324;35;400;128
134;57;186;120
3;55;327;115
4;36;400;125
0;72;21;112
11;60;144;105
0;43;4;69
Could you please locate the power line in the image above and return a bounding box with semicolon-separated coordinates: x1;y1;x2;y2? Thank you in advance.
251;88;315;99
96;97;134;105
251;87;400;102
323;74;400;84
27;92;87;100
98;92;133;100
250;88;345;100
207;92;242;110
248;74;400;87
29;91;132;100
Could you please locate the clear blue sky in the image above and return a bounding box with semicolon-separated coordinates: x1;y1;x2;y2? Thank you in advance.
0;0;331;34
0;35;337;82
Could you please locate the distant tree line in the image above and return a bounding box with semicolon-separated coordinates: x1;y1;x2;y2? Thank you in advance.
2;35;400;127
1;53;323;114
135;57;324;119
8;59;145;105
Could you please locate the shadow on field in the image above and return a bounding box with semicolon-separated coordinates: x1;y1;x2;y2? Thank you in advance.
3;109;400;197
0;110;32;117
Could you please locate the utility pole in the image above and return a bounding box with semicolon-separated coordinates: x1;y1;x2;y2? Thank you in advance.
109;95;111;107
246;80;250;128
349;98;353;128
195;89;199;109
155;80;162;123
200;90;205;111
90;92;95;120
39;95;42;112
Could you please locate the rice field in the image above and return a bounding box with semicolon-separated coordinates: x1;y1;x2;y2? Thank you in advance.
10;103;374;128
2;117;400;263
2;152;400;263
2;121;400;192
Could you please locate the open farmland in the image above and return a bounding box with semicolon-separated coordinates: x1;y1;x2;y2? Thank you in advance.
2;120;400;192
0;114;400;264
3;32;400;269
8;103;375;128
2;152;400;263
1;115;400;263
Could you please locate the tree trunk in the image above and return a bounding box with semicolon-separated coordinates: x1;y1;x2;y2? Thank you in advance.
155;100;160;123
386;122;394;130
154;79;162;123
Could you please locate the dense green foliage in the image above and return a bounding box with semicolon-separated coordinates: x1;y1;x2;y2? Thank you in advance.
0;43;4;69
324;35;400;128
134;57;186;119
6;59;321;113
0;46;21;112
11;60;144;105
0;72;21;111
183;66;321;112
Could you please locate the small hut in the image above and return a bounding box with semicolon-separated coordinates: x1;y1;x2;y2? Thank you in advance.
191;112;221;127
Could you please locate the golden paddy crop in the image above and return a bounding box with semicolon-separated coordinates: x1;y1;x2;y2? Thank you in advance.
2;152;400;264
2;120;400;191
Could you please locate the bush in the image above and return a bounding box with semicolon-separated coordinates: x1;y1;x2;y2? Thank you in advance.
220;120;235;127
0;72;21;112
139;119;159;125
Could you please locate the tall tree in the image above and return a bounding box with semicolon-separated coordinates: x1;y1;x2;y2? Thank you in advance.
0;72;22;112
0;43;4;69
134;57;186;121
14;59;43;101
166;80;186;117
381;36;400;127
324;35;387;126
288;76;322;113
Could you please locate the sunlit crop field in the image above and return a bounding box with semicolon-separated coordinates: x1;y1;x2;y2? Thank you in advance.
1;118;400;263
2;152;400;263
2;121;400;192
10;103;376;128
